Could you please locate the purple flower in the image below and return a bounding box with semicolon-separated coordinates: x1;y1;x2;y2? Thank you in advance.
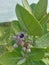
18;32;25;39
13;32;32;49
19;33;24;38
13;32;28;41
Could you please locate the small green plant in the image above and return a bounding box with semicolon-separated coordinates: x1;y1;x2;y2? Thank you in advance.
0;0;49;65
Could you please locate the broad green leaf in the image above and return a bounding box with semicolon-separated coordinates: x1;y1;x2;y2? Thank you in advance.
34;0;48;20
0;51;22;65
35;33;49;48
40;13;49;24
17;58;26;65
11;20;22;34
42;21;47;34
30;3;36;12
42;58;49;65
28;48;45;61
27;60;46;65
17;59;46;65
22;0;32;15
32;61;46;65
40;13;49;34
16;4;43;36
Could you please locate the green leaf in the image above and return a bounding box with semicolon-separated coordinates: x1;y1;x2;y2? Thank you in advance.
40;13;49;34
17;59;46;65
16;4;43;36
27;60;46;65
0;51;22;65
17;58;26;65
34;0;48;20
35;33;49;48
22;0;32;15
32;61;46;65
28;48;45;61
30;3;36;12
11;20;23;34
24;59;46;65
42;58;49;65
40;13;49;24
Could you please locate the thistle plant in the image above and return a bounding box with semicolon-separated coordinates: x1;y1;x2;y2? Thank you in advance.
0;0;49;65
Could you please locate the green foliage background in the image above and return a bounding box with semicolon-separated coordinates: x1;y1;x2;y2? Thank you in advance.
0;0;49;65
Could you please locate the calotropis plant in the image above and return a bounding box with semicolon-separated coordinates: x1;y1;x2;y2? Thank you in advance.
0;0;49;65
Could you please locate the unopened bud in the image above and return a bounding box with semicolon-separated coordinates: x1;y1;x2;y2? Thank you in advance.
22;47;26;51
27;49;31;53
13;43;18;48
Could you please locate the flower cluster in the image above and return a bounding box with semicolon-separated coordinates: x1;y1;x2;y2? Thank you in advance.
13;32;33;52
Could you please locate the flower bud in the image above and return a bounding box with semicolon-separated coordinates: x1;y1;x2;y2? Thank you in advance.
13;43;18;48
27;48;31;53
22;47;26;51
